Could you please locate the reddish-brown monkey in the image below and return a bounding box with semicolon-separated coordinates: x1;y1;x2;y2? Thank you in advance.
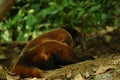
11;27;81;78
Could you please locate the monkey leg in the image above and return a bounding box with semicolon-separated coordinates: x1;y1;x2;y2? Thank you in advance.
12;64;42;78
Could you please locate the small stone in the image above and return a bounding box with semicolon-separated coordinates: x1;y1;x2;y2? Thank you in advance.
94;73;113;80
66;72;72;78
74;73;85;80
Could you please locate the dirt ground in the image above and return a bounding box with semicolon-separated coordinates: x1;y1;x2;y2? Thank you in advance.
0;27;120;80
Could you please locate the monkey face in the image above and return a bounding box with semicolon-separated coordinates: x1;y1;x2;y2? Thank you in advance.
73;33;81;47
62;27;81;47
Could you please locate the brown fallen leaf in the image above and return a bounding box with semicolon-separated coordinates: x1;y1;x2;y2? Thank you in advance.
111;59;120;65
95;64;116;75
0;66;6;79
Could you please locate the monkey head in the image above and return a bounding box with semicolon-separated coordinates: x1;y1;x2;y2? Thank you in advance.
62;27;81;47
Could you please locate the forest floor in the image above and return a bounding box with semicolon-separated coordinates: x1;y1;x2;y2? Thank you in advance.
0;27;120;80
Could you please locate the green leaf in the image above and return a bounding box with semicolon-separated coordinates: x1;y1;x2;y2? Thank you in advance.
26;15;36;27
89;4;101;12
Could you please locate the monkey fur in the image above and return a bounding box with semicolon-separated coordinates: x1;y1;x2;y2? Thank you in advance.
11;27;81;78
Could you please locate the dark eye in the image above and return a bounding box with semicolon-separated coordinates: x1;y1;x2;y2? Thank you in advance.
73;35;81;46
75;36;81;46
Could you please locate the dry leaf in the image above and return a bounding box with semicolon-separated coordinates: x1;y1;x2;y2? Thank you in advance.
95;65;116;75
111;59;120;65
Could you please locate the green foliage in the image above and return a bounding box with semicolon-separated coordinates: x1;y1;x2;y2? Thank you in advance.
0;0;120;42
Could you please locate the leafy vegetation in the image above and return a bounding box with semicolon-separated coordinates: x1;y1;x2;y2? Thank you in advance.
0;0;120;42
